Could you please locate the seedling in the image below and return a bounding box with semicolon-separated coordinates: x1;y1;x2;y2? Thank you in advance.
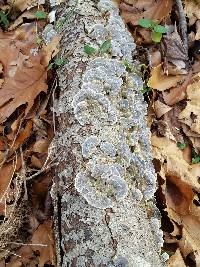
84;44;96;56
138;19;167;43
123;59;141;75
141;85;152;94
99;40;111;54
0;10;9;28
192;148;200;164
177;142;187;150
48;57;68;70
34;10;48;20
84;40;111;56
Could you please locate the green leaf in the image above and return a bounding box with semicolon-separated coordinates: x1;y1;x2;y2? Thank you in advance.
151;31;162;43
36;36;43;45
84;44;96;55
54;58;68;66
47;63;54;70
192;156;200;164
192;148;200;164
0;11;9;28
99;40;111;54
123;59;133;72
153;25;167;34
177;142;187;150
141;86;152;94
138;18;153;28
34;11;47;20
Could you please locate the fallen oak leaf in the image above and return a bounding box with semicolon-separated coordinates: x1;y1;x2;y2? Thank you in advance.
178;73;200;134
0;24;48;123
161;29;189;75
148;64;185;91
165;174;194;215
162;72;192;106
152;136;200;189
120;0;173;26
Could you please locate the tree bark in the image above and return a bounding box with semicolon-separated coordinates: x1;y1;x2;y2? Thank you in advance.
52;0;166;266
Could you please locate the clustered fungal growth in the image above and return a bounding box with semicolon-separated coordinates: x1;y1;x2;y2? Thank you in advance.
71;0;157;209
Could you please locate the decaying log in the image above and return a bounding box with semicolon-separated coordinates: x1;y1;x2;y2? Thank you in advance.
52;0;166;266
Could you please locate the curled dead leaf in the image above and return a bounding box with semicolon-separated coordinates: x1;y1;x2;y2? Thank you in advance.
167;249;186;267
162;72;192;106
154;100;172;118
165;175;194;215
152;136;200;189
148;64;185;91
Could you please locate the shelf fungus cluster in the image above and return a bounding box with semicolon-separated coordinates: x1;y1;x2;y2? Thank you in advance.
73;55;156;208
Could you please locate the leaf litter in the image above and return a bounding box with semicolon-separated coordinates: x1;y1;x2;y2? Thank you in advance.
120;0;200;265
0;0;61;265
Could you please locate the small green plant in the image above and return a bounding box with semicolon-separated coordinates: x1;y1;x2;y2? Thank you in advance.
84;40;111;56
192;148;200;164
138;18;167;43
99;40;111;54
141;85;152;94
123;59;141;75
36;36;43;46
0;10;9;28
84;44;96;55
177;142;187;150
34;10;48;20
48;57;68;70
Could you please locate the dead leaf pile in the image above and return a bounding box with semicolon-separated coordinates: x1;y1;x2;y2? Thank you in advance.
119;0;200;265
0;0;60;266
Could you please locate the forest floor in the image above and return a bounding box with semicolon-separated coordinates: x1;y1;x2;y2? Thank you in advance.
0;0;199;266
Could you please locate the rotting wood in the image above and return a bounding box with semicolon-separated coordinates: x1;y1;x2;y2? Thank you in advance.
52;0;167;266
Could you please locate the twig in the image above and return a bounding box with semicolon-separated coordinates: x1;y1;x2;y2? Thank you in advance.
20;146;28;200
176;0;188;56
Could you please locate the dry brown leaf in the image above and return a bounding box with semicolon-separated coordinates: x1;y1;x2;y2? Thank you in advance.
154;100;172;118
120;0;173;25
162;72;192;106
150;50;162;67
7;0;45;12
31;220;55;267
31;155;43;169
32;139;49;153
0;63;4;88
148;64;184;91
195;20;200;40
42;35;60;67
0;23;48;123
161;30;188;75
165;174;194;215
8;9;37;31
8;120;33;157
152;136;200;190
184;0;200;26
167;249;186;267
179;73;200;134
163;105;186;142
6;260;22;267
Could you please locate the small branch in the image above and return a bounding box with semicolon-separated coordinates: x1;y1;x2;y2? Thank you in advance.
176;0;188;56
